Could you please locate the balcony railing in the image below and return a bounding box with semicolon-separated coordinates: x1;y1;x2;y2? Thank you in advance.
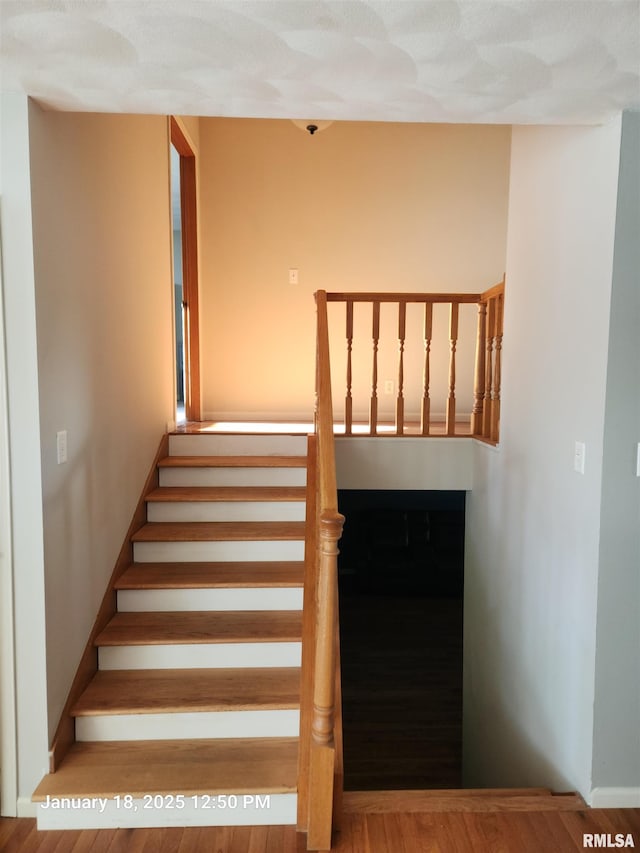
324;278;504;442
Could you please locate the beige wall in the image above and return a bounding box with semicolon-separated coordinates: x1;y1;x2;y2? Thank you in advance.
198;119;510;422
28;106;175;741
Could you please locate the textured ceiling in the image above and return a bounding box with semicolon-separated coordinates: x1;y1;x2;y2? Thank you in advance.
1;0;639;125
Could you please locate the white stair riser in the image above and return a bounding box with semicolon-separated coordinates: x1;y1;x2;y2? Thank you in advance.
159;467;306;487
169;434;307;457
75;709;300;742
133;539;305;563
37;793;297;830
98;642;302;670
147;501;306;523
117;587;303;612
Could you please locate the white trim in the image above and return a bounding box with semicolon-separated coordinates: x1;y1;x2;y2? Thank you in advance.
147;500;306;523
589;787;640;808
133;539;305;563
0;217;18;817
98;641;302;670
168;433;308;455
117;587;303;612
75;709;300;742
17;796;38;818
158;467;306;487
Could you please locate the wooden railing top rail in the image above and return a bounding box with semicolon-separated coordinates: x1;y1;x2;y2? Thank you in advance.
315;290;338;511
326;292;482;304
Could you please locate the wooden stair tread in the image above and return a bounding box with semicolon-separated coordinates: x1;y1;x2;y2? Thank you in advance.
72;667;301;715
146;486;307;502
343;789;587;813
115;562;305;589
158;455;307;468
131;521;306;542
33;738;298;800
95;610;302;646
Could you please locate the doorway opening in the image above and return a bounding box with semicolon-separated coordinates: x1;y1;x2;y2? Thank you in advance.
169;117;201;423
338;489;465;791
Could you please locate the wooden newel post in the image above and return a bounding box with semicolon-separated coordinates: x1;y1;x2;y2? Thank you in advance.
308;510;344;851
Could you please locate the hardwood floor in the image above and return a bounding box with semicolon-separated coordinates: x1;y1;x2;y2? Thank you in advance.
3;809;639;852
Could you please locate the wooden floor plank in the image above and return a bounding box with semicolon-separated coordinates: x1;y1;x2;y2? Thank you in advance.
115;562;305;590
32;738;298;800
158;456;307;468
146;486;307;502
4;809;640;852
131;521;306;542
72;667;301;715
94;610;302;646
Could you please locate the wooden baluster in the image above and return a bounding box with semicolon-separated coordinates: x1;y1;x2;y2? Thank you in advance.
370;301;380;435
396;302;406;435
446;302;459;435
344;301;353;436
491;293;503;442
421;303;433;435
471;301;487;436
483;298;496;437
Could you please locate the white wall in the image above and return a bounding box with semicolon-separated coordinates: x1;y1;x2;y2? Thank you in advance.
591;110;640;805
198;119;510;422
0;93;49;814
27;106;174;762
464;120;622;800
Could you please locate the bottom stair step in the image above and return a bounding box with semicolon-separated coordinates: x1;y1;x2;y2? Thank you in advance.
342;788;587;813
33;738;298;830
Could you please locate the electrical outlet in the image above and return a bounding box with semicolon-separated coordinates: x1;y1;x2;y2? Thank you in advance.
384;380;394;395
56;430;68;465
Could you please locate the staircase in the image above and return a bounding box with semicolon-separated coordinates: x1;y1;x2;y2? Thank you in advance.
33;432;309;830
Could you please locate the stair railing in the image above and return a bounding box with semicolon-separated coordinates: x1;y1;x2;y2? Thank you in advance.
300;290;345;851
325;277;505;442
300;280;504;848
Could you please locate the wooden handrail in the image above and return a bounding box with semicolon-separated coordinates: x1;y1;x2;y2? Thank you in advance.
302;290;345;851
326;292;481;303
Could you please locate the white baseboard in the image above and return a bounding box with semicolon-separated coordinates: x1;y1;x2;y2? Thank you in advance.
589;787;640;807
17;796;38;818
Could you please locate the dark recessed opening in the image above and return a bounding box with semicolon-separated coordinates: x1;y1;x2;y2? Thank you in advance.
338;489;464;791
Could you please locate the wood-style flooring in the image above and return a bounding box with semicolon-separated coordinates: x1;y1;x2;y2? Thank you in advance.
3;808;639;852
